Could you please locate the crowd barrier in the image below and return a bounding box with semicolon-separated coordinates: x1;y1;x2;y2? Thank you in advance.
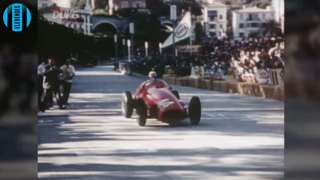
190;66;284;86
257;69;284;86
163;76;284;101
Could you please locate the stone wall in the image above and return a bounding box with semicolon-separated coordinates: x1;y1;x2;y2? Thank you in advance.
163;76;284;101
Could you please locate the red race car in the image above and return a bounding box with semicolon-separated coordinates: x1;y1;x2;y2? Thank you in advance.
122;79;201;126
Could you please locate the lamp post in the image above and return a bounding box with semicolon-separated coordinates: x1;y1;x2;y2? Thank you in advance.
159;42;162;55
145;41;149;57
127;39;131;62
114;34;118;61
122;38;126;57
129;22;135;59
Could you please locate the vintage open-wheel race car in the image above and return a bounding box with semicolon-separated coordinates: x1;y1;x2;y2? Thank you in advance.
122;80;201;126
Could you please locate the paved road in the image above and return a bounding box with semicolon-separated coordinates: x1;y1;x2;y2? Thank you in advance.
38;66;284;180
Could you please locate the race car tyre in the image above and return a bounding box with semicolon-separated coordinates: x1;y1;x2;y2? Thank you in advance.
136;100;147;126
172;90;180;99
189;96;201;125
122;91;133;118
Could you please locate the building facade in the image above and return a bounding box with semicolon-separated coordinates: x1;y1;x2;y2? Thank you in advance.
108;0;146;14
39;0;92;35
39;0;72;9
232;6;274;38
38;0;55;9
272;0;284;32
202;1;228;38
89;0;146;15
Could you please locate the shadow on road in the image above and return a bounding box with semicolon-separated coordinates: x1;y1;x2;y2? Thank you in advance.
38;146;283;179
38;66;284;180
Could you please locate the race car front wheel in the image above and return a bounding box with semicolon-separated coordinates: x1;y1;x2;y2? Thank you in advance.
122;91;133;118
189;96;201;125
136;100;147;127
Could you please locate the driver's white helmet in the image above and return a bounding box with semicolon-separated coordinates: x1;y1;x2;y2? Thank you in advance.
148;71;157;79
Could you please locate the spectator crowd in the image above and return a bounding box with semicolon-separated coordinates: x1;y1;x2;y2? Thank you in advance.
201;36;285;83
129;36;285;85
38;58;76;112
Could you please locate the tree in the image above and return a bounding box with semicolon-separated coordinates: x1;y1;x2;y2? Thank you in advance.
261;20;282;36
225;1;231;6
146;0;170;18
38;17;114;65
71;0;86;9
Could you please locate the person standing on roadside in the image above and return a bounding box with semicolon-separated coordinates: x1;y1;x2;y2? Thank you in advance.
60;59;76;106
43;58;64;110
38;61;46;111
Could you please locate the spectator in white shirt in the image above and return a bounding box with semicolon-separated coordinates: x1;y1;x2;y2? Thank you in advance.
60;60;76;105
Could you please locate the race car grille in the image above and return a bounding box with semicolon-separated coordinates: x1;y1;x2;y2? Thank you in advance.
162;110;186;122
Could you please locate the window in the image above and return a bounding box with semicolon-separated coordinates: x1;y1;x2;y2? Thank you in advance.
219;14;223;20
248;13;260;21
210;32;216;37
251;23;259;28
121;1;129;8
208;10;217;21
208;10;218;17
133;1;145;8
209;24;216;29
239;33;244;37
240;14;244;20
239;23;244;28
209;16;217;21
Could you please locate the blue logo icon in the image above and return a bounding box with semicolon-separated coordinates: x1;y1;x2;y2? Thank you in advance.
2;3;32;32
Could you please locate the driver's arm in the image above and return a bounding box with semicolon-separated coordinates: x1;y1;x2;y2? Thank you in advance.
160;79;170;89
134;81;146;98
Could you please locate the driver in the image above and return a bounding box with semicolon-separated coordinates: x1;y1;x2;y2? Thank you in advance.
135;70;169;98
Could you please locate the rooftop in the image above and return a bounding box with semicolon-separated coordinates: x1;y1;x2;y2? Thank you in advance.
235;6;272;13
202;1;227;8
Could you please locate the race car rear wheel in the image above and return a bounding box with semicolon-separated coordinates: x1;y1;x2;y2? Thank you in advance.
189;96;201;125
172;90;180;99
136;100;147;127
122;91;133;118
